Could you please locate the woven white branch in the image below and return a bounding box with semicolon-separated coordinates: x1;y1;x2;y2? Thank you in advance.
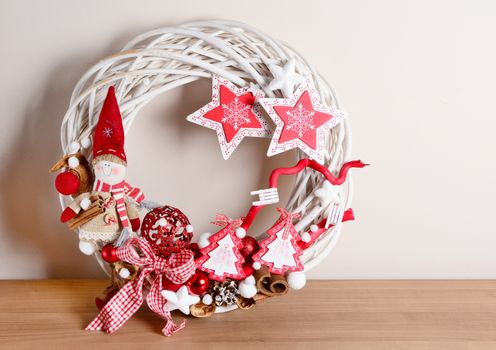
59;20;353;276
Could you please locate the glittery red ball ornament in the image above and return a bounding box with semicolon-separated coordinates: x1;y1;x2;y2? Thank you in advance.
101;244;119;263
186;271;210;295
240;236;259;258
141;206;193;258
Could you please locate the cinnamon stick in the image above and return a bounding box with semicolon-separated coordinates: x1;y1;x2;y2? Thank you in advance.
67;196;104;230
253;265;289;296
190;302;216;318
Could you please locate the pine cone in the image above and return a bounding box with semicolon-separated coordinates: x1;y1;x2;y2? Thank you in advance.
211;280;240;306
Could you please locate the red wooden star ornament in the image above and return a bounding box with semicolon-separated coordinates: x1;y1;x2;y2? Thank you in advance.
186;75;272;159
259;78;345;164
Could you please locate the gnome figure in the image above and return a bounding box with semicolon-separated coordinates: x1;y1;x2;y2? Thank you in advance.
60;87;145;255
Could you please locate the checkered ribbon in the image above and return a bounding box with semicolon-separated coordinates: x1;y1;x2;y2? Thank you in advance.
276;208;300;239
85;237;196;336
211;214;244;230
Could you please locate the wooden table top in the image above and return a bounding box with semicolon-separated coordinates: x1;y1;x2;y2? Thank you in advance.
1;280;495;349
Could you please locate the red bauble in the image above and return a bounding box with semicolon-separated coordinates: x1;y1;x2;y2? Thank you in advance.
240;236;259;258
141;206;193;257
101;244;119;263
186;271;210;295
55;171;79;195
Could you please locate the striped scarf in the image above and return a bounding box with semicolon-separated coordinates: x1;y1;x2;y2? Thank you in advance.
93;180;144;229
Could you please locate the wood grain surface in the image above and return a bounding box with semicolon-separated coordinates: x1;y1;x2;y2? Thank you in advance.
1;280;495;350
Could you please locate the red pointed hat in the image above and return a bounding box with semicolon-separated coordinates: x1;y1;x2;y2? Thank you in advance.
93;86;127;163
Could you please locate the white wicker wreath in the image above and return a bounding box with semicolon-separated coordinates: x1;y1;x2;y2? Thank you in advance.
59;19;353;310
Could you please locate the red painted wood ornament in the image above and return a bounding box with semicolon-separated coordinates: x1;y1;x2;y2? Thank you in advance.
196;215;246;281
252;208;303;275
259;77;345;164
186;75;271;159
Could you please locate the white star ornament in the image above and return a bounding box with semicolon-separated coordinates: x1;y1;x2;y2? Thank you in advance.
267;59;305;97
161;285;200;315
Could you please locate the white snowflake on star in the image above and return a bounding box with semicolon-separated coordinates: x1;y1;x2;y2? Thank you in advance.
221;97;251;130
102;127;113;138
285;103;315;137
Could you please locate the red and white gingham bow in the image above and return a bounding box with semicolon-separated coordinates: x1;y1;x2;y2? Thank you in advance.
276;208;300;239
85;237;196;336
211;214;244;229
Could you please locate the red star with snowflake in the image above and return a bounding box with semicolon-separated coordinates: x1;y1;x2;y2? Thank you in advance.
259;78;345;163
186;75;271;159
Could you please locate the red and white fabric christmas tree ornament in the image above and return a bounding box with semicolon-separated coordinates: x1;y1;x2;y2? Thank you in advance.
252;208;303;275
93;86;127;163
196;214;246;281
186;75;272;159
259;78;345;164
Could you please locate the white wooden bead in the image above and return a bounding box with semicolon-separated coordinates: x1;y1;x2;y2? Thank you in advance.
81;137;91;149
202;294;213;305
252;261;261;270
198;232;213;249
235;227;246;239
79;241;96;255
287;271;306;290
119;268;131;279
69;141;80;154
239;282;257;299
244;275;255;285
301;232;311;243
80;198;91;210
68;156;79;168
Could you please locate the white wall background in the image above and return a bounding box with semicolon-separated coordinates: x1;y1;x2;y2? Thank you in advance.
0;0;495;279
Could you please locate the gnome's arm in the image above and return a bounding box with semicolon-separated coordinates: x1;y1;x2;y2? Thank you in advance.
122;183;144;232
60;192;91;223
125;199;141;232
